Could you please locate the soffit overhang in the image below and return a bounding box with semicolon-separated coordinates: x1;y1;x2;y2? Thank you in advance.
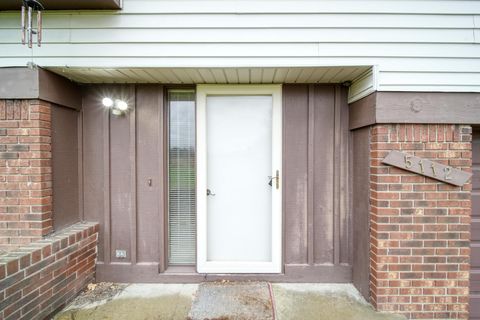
46;66;371;86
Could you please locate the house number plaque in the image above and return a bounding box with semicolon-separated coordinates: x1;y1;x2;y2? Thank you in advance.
382;150;472;187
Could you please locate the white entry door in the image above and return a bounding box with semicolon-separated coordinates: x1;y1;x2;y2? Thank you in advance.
197;85;282;273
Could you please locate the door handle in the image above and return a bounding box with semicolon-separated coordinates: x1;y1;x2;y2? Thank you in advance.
268;170;280;189
207;189;216;196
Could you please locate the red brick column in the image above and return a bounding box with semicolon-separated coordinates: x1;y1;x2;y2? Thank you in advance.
369;124;472;319
0;100;53;251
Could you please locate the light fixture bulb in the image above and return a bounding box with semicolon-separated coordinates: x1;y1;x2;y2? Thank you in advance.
111;109;122;116
102;97;114;107
115;99;128;111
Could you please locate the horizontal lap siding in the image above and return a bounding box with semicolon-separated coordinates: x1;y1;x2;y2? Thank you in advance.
0;1;479;94
0;29;476;44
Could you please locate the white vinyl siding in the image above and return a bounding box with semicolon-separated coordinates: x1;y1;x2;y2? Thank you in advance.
0;0;479;99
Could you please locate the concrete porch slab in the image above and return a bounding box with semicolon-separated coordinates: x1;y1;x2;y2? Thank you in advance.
53;282;405;320
188;281;274;320
272;284;405;320
54;283;199;320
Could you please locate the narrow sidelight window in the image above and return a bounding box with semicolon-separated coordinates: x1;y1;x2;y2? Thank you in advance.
167;89;196;265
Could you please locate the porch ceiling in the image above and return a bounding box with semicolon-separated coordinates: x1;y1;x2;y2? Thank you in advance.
47;66;371;85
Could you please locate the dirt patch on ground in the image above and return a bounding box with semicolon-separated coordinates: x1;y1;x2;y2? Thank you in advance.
68;282;128;308
239;294;272;312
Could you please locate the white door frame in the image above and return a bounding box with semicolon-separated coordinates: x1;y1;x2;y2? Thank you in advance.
196;84;282;273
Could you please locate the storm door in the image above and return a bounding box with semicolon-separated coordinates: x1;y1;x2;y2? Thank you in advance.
196;85;282;273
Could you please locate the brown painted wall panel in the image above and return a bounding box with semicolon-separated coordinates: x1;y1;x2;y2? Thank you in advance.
136;85;165;264
337;86;351;265
376;92;480;124
109;86;135;263
82;87;109;262
349;92;376;130
312;86;335;264
349;91;480;130
38;69;82;110
82;84;352;281
283;84;352;269
52;105;80;230
283;85;309;265
0;68;39;99
351;127;371;300
0;68;81;110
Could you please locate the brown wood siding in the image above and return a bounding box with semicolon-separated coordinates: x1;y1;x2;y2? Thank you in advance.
109;86;135;263
135;85;166;267
82;86;110;262
471;128;480;319
283;84;309;265
52;105;80;230
312;86;336;264
349;92;480;130
0;68;82;110
349;92;376;130
82;84;352;282
351;127;371;300
283;84;351;270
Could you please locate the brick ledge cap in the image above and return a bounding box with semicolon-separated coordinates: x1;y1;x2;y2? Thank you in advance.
0;221;99;265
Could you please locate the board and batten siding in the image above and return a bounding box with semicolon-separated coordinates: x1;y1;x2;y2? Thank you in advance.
80;84;352;282
0;0;479;102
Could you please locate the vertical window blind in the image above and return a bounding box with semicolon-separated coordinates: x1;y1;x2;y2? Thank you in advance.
168;90;196;265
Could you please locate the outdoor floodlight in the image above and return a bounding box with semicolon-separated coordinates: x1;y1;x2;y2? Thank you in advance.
115;99;129;111
102;97;114;107
101;96;129;116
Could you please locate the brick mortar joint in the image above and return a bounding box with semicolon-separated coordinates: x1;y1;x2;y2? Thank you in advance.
0;222;99;266
368;124;473;318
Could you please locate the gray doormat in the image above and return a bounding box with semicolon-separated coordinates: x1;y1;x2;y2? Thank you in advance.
188;281;274;320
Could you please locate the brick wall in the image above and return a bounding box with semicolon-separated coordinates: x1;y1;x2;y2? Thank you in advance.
0;99;53;251
370;124;472;319
0;222;98;320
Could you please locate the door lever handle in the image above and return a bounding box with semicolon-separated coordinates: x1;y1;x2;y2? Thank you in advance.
207;189;216;196
268;177;273;187
268;170;280;189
